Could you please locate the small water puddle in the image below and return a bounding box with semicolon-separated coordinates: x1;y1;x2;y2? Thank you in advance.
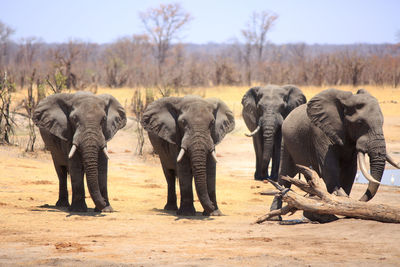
356;169;400;186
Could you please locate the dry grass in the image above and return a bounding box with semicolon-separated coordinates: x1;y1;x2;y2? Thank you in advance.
11;84;399;119
97;85;400;117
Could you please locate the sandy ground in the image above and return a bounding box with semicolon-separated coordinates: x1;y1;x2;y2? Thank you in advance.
1;103;400;266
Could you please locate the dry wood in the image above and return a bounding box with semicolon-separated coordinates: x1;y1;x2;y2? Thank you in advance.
257;165;400;224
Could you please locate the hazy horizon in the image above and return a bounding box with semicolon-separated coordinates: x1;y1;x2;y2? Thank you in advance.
1;0;399;45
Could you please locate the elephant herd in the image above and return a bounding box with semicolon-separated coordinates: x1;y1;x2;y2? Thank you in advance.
32;86;400;220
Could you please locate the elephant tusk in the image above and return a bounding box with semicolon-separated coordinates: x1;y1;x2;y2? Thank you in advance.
177;148;185;162
103;147;110;160
386;154;400;169
68;144;77;159
357;152;381;184
211;150;218;163
245;125;260;137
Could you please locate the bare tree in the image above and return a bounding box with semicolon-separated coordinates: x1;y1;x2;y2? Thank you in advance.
0;21;15;71
140;3;191;93
16;37;41;88
132;88;154;155
241;10;278;85
24;69;37;152
0;72;15;144
51;40;84;89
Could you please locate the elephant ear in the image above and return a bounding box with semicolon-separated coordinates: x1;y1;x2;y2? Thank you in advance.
33;93;73;141
141;97;181;145
241;87;260;131
206;98;235;145
282;85;307;117
98;94;127;141
306;88;352;146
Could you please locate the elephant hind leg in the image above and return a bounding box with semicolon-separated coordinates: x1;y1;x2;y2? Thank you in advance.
278;145;296;188
162;166;178;211
269;145;295;220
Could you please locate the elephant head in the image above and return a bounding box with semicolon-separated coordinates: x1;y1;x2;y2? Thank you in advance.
306;88;398;201
33;91;126;210
242;85;306;178
141;95;235;213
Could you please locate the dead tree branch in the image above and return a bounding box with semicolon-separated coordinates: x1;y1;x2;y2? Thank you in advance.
256;165;400;224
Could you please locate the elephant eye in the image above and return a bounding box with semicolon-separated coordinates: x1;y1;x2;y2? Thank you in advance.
101;116;107;123
355;103;364;109
209;119;215;128
70;114;78;123
180;119;187;126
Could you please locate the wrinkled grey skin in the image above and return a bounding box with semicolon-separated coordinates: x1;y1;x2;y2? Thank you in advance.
141;96;235;216
271;89;387;219
241;85;306;181
33;92;126;212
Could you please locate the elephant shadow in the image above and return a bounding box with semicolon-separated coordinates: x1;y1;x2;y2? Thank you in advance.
31;204;107;217
151;208;216;221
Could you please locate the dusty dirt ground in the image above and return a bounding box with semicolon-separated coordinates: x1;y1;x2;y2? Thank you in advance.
1;93;400;266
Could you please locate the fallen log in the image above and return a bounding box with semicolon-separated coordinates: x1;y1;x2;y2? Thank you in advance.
256;165;400;224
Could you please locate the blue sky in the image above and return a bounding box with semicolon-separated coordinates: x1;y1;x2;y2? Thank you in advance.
1;0;399;44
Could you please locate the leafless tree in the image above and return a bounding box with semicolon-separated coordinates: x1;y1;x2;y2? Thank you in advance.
52;40;85;89
140;3;191;93
16;37;41;88
24;69;37;152
132;88;154;155
241;10;278;85
0;21;15;72
0;72;15;144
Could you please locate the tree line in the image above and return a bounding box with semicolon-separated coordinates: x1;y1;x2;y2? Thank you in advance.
1;3;400;95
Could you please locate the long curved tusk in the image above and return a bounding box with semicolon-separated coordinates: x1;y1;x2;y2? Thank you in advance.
386;154;400;169
177;148;185;162
211;150;218;163
245;125;260;137
357;152;381;184
68;144;77;159
103;147;110;160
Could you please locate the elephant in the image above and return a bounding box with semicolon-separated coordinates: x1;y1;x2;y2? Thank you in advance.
270;88;400;219
241;85;306;181
141;95;235;216
33;91;126;212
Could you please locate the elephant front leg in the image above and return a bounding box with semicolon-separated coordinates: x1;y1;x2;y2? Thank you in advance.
96;154;113;212
53;163;69;208
203;158;222;216
161;165;178;211
253;134;265;180
68;160;87;212
177;161;195;216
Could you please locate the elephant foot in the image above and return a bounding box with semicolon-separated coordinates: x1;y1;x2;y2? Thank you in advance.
269;175;278;182
95;205;114;213
267;215;282;221
303;211;338;223
68;200;88;212
164;202;178;211
203;208;223;216
55;198;70;208
177;205;196;216
254;176;265;181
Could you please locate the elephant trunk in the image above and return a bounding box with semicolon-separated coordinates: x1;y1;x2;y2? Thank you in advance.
359;137;386;202
261;115;279;176
81;140;107;210
190;148;215;214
